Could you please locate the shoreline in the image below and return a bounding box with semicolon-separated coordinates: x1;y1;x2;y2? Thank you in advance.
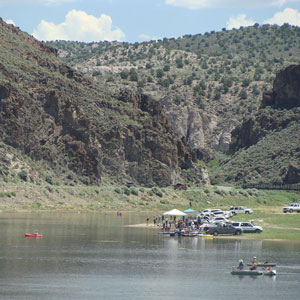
124;223;300;242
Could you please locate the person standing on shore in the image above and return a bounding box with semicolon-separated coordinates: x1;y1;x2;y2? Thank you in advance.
146;216;149;226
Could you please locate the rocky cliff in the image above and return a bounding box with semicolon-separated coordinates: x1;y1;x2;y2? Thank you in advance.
0;19;203;187
230;65;300;153
223;64;300;184
49;24;300;161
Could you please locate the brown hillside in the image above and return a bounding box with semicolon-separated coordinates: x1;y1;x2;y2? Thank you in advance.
0;19;203;187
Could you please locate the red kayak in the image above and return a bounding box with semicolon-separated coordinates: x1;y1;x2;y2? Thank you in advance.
25;233;43;238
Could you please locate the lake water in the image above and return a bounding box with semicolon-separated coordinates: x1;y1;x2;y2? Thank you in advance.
0;212;299;300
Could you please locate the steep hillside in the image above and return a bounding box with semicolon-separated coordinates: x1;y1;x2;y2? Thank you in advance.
0;19;204;187
211;64;300;185
49;24;300;158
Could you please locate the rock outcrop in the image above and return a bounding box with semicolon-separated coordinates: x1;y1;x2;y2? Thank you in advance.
261;64;300;108
283;164;300;184
231;65;300;153
226;64;300;184
0;18;202;187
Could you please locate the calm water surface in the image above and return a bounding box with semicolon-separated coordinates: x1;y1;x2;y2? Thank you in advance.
0;212;299;300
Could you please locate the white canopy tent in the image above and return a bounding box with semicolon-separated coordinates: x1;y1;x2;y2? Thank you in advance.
163;209;187;217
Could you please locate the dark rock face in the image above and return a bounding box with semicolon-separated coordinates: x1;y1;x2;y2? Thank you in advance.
261;64;300;108
231;64;300;153
0;19;200;187
100;89;198;187
0;84;10;100
283;164;300;184
227;64;300;185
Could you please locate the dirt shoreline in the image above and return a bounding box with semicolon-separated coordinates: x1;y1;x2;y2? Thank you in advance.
124;223;300;242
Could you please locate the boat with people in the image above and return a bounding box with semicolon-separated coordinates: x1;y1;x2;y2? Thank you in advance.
231;268;277;276
25;233;43;238
231;268;263;276
246;262;276;267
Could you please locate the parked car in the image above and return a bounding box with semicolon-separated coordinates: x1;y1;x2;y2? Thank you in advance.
200;221;228;232
229;206;253;215
232;222;263;233
206;223;243;236
212;210;225;216
283;203;300;213
212;217;229;223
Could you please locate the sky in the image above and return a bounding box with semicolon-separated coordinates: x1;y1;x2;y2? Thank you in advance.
1;0;300;43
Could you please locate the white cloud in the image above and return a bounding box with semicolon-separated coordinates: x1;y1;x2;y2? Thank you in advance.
6;19;15;26
139;34;151;41
226;14;255;29
138;34;162;41
165;0;300;9
32;9;125;42
264;8;300;26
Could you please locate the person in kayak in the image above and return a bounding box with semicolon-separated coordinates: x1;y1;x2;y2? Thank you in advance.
238;259;244;270
250;256;257;270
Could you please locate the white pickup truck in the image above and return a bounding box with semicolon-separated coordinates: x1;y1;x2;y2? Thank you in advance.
283;203;300;213
229;206;253;215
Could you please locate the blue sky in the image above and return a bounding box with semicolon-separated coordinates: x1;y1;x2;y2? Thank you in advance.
1;0;300;42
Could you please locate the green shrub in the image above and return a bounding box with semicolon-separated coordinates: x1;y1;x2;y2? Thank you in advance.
81;176;90;185
239;190;248;197
122;186;131;196
139;187;145;193
225;174;235;182
152;187;163;197
229;190;237;196
210;177;220;185
33;202;42;208
114;187;122;194
45;185;53;192
214;189;225;196
18;169;27;181
209;160;219;167
67;173;74;180
160;199;168;205
45;174;53;185
130;188;139;196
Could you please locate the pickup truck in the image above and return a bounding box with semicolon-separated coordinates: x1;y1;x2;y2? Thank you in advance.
232;222;263;233
206;223;243;236
229;206;253;215
283;203;300;213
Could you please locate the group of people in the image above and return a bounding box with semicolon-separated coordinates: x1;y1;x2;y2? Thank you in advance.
159;216;197;232
238;257;273;271
238;256;258;270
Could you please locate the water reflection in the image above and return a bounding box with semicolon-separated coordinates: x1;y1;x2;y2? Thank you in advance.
0;212;299;300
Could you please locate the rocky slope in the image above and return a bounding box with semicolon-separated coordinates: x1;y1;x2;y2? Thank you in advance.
49;24;300;158
0;19;204;187
213;64;300;185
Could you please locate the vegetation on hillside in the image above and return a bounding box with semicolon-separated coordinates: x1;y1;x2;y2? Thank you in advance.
0;19;202;188
49;24;300;120
48;24;300;186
